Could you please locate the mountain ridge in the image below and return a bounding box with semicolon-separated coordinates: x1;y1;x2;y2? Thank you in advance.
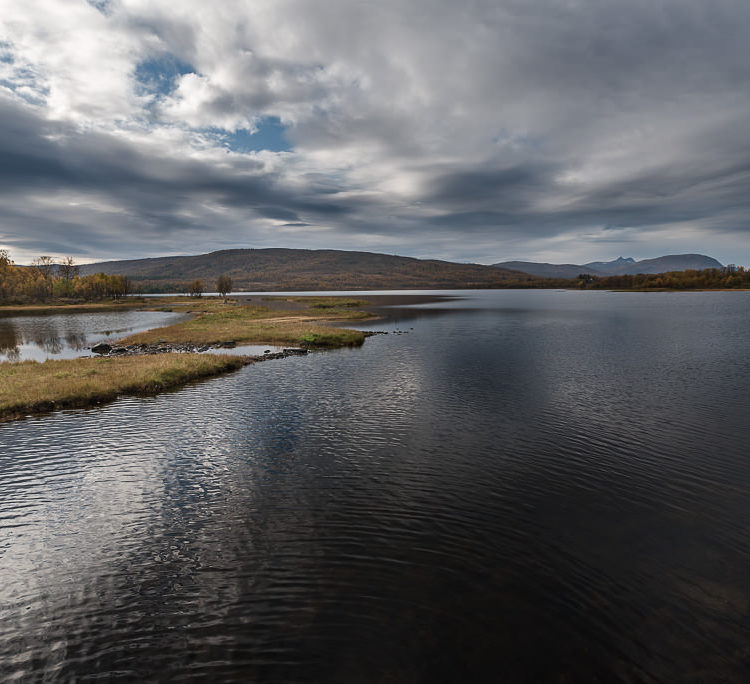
80;248;532;291
79;248;727;291
493;254;724;279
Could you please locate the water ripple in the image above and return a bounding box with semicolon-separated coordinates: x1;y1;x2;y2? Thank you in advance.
1;291;750;681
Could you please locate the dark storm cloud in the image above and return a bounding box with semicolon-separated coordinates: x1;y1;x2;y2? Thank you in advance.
0;95;365;254
1;0;750;263
424;164;562;220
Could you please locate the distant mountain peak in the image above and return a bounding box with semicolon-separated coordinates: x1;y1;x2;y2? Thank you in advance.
493;253;723;279
583;256;637;270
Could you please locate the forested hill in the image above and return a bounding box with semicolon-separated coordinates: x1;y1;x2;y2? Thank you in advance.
80;248;532;291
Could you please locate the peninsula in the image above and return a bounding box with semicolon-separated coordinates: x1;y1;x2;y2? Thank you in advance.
0;295;374;422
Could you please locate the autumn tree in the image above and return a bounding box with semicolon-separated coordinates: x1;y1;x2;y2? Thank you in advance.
0;250;15;303
0;249;11;269
189;279;204;298
108;274;132;299
58;256;79;280
216;274;232;302
31;256;56;279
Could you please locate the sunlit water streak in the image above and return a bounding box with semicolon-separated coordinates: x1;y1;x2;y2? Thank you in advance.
1;290;750;681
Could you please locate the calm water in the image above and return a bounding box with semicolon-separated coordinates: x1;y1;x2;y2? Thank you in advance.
1;290;750;682
0;310;188;362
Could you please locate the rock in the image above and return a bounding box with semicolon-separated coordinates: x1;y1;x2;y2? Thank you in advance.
91;343;111;354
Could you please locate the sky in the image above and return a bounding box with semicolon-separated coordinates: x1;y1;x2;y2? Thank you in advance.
1;0;749;266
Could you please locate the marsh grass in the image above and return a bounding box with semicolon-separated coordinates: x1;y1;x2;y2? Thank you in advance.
0;354;246;421
119;302;369;348
267;296;370;309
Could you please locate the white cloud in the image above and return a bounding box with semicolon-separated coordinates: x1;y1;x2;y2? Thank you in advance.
0;0;749;265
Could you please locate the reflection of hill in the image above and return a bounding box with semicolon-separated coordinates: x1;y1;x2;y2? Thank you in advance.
366;305;461;327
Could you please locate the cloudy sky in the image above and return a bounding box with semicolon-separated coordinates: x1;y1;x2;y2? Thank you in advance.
1;0;749;266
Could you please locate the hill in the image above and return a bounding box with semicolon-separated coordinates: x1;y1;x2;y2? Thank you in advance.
606;254;724;275
80;248;532;291
494;261;601;279
582;257;636;274
493;254;723;278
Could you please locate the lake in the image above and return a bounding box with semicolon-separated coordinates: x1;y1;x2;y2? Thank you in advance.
1;289;749;681
0;310;188;362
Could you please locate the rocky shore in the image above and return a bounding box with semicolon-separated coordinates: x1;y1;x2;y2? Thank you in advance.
89;330;395;360
90;341;310;360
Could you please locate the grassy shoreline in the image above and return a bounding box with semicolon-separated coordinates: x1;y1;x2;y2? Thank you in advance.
0;296;375;422
0;354;248;422
118;300;371;348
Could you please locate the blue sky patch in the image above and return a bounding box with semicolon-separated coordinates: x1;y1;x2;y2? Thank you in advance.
221;118;292;153
87;0;112;16
134;54;195;97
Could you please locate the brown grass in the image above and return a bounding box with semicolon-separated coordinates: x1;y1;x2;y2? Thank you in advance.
265;296;370;309
0;354;247;422
118;302;369;348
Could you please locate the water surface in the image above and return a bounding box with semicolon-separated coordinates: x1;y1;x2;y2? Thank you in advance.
0;310;188;362
1;290;749;681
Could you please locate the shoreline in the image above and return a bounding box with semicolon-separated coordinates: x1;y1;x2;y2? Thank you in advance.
0;296;380;423
0;354;250;423
5;286;747;422
0;298;165;317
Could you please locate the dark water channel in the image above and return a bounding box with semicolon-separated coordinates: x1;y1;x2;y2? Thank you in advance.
1;290;750;681
0;310;188;362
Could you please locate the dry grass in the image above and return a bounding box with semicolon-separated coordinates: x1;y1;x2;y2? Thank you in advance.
0;354;247;421
142;296;245;313
118;302;369;348
265;296;370;309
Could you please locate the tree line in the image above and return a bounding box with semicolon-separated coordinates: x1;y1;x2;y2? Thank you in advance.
0;251;236;305
0;251;133;304
573;267;750;290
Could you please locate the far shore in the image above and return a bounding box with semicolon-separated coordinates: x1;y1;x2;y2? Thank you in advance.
0;299;155;317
